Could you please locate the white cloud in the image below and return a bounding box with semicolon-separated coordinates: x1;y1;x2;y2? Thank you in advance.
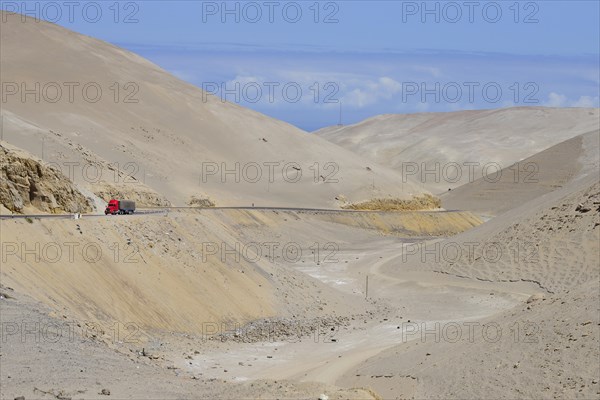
221;72;405;109
342;77;402;108
545;92;599;108
572;96;599;108
546;92;568;107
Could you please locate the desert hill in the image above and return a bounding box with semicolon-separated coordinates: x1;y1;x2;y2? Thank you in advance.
343;177;599;398
316;107;599;194
0;11;423;209
441;130;599;216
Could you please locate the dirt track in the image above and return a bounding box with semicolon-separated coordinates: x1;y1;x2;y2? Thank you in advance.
181;235;536;387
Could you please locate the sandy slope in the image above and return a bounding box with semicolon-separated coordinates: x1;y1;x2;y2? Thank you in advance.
0;208;480;335
1;214;278;333
427;178;599;294
442;130;600;216
338;178;599;398
395;166;599;294
0;206;483;399
138;185;600;398
0;289;380;400
341;279;599;399
316;107;599;194
0;11;424;208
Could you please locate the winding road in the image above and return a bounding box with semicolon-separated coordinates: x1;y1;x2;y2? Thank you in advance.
0;206;459;220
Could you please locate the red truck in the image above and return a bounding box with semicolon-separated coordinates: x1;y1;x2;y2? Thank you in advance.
105;199;136;215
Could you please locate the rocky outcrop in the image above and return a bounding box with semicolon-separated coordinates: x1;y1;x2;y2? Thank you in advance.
188;194;215;207
93;181;171;207
0;143;93;213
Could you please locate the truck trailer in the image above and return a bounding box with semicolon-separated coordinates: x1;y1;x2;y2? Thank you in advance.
105;199;136;215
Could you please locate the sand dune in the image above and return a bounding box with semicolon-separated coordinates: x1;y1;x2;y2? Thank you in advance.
317;107;599;194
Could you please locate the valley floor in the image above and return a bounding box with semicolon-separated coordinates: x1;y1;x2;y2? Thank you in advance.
1;182;598;399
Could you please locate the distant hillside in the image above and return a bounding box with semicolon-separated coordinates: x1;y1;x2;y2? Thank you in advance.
441;130;600;216
316;107;599;194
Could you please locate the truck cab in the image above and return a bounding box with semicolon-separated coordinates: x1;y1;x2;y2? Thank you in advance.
105;199;120;215
104;199;136;215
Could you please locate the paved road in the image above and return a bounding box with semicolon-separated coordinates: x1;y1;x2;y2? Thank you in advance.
145;206;458;213
1;206;458;220
0;209;166;220
146;206;379;213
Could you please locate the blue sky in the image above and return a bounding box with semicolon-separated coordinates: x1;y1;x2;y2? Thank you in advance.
5;0;599;130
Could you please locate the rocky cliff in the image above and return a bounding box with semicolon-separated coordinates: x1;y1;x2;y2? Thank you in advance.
0;143;93;214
